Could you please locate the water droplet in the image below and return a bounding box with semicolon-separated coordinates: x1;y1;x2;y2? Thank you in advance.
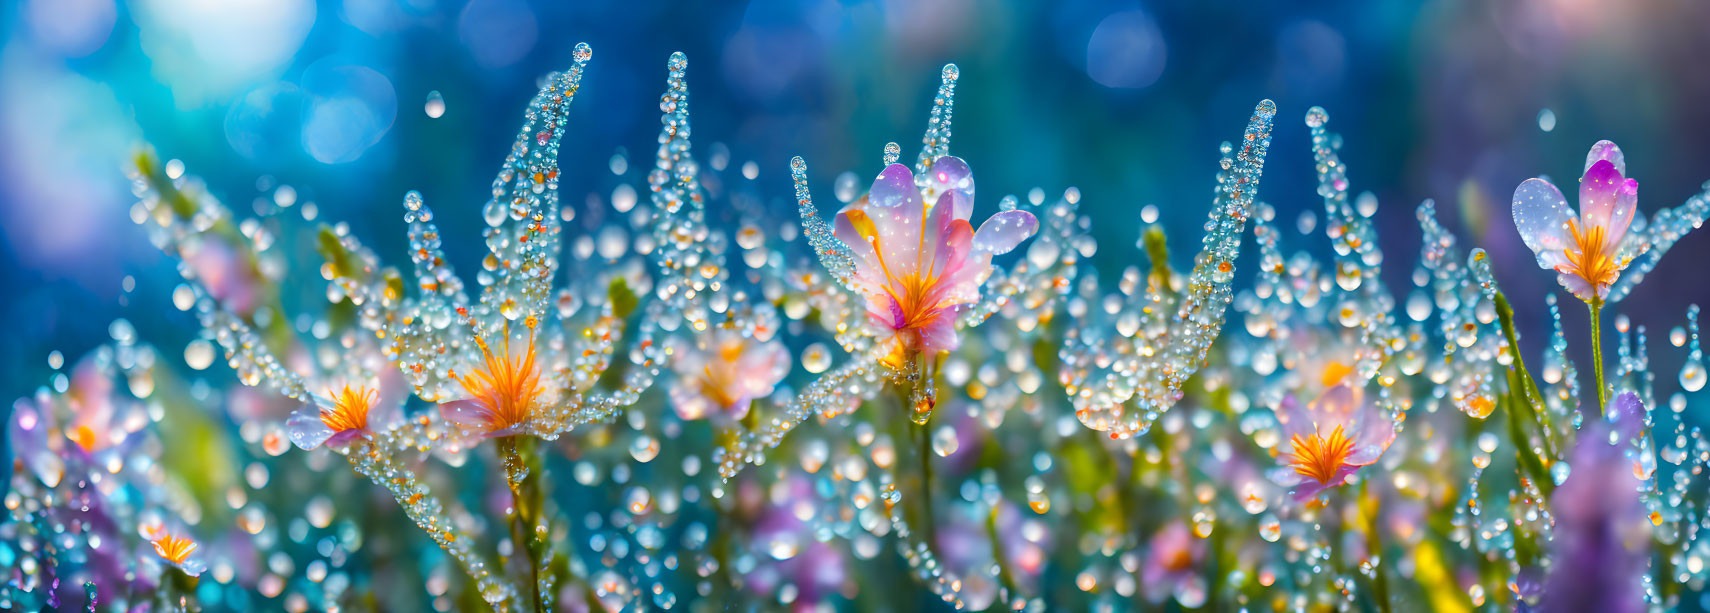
1681;359;1706;392
941;63;959;82
931;426;959;457
630;435;660;463
1537;108;1556;132
801;343;830;374
184;340;215;371
883;142;901;166
424;91;445;119
573;42;593;63
1305;106;1329;128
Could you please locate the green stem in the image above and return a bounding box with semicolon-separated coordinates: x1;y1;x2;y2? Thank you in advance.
1360;481;1392;613
498;437;548;613
1589;298;1607;415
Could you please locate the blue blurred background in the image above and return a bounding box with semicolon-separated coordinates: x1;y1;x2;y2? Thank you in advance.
5;0;1710;403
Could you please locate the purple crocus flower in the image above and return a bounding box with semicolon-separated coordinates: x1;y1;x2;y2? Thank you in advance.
1538;392;1650;613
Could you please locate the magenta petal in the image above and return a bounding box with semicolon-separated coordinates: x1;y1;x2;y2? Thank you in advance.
921;156;974;220
325;429;365;448
867;163;922;210
1579;160;1626;232
971;210;1038;256
1584;140;1625;177
439;399;498;430
286;405;334;450
1511;178;1573;270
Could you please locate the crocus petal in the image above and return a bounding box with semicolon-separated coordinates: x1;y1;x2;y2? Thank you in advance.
438;399;499;430
1289;464;1360;500
325;429;365;448
867;163;922;210
1345;414;1397;466
919;192;963;278
971;210;1038;256
669;383;712;421
1273;395;1314;443
921;156;974;221
1307;383;1361;432
1579;160;1628;234
914;311;961;355
285;404;334;450
1584;140;1625;177
1557;271;1599;302
1609;177;1638;247
1511;178;1574;270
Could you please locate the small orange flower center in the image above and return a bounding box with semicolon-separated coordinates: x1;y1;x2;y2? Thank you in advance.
1287;425;1355;485
1162;547;1195;572
321;385;376;433
152;533;197;564
1557;218;1628;293
1320;361;1354;387
68;425;99;452
453;323;544;432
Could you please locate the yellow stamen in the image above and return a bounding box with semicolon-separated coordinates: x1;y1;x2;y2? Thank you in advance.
152;533;197;564
320;385;376;433
1287;425;1355;485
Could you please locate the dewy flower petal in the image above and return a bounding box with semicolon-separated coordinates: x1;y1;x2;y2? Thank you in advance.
1510;141;1640;301
832;157;1037;368
670;330;790;422
287;385;380;450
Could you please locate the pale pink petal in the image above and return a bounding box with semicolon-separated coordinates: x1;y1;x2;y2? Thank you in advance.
921;156;974;221
1511;178;1574;270
917;192;962;278
971;210;1038;256
438;399;498;430
1307;383;1361;433
1584;140;1625;177
832;211;880;271
1557;271;1599;301
286;404;334;450
914;311;961;355
670;383;712;421
1579;160;1626;233
924;220;974;298
1345;411;1397;466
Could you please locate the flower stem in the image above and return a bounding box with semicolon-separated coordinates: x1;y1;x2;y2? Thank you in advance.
498;436;550;613
1588;297;1607;415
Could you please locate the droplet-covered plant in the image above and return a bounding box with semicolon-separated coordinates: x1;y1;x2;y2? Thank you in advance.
9;43;1710;613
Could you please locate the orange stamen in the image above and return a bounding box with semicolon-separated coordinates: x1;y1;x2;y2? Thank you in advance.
152;533;197;564
1557;218;1628;292
453;321;544;432
320;385;377;433
1287;425;1355;485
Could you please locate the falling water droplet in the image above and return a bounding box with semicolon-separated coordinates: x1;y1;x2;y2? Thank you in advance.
883;142;901;166
425;91;445;119
1537;108;1556;132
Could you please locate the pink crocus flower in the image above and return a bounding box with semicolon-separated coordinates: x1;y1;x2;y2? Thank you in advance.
668;329;790;423
1141;521;1207;605
1270;382;1397;500
833;157;1037;369
1511;140;1639;302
